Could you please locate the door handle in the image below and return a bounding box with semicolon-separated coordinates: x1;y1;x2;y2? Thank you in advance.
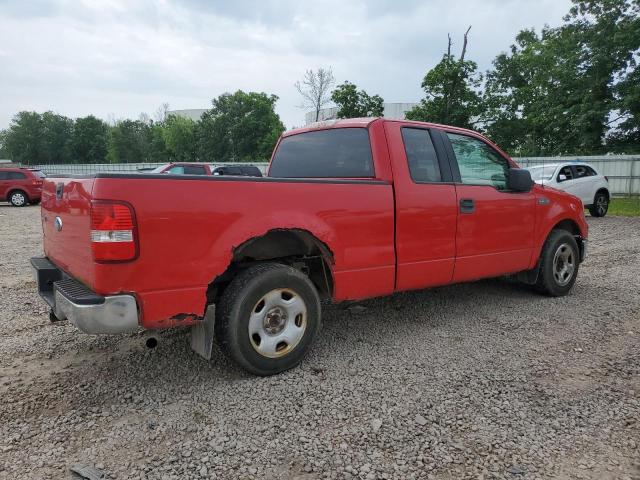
459;198;475;214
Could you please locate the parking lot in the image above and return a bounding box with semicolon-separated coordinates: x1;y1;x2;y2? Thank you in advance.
0;205;638;480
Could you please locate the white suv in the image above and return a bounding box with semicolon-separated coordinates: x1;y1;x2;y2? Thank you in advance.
526;162;610;217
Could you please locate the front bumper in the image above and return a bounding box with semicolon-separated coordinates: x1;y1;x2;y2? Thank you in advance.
30;257;139;334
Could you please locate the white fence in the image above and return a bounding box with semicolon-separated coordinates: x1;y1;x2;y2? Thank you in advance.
33;162;271;176
30;156;640;196
514;155;640;196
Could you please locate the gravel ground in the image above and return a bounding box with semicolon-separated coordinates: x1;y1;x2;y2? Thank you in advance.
0;204;638;480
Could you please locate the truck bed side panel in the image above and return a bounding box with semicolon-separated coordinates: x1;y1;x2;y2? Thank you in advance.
89;176;395;328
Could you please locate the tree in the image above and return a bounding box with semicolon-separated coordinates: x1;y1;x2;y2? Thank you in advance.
107;120;154;163
163;115;197;161
198;91;285;162
72;115;108;163
1;112;46;164
154;102;170;123
483;0;640;156
295;68;335;122
0;111;78;164
406;27;483;128
331;82;384;118
41;112;74;164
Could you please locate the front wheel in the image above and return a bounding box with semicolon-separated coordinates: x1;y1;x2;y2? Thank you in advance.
589;192;608;217
215;262;321;376
535;230;580;296
9;191;27;207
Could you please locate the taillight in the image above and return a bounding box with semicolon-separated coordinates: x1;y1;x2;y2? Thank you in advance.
90;201;138;262
32;179;43;186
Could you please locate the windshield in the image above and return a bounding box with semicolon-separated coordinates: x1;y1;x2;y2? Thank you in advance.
150;164;170;173
527;165;557;181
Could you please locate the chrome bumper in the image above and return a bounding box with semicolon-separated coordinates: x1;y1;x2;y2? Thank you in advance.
31;257;139;334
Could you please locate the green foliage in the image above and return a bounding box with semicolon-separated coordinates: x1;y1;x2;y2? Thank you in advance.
0;111;74;165
606;197;640;216
198;90;285;162
163;115;197;162
107;120;154;163
331;81;384;118
72;115;108;163
483;0;640;156
406;32;483;129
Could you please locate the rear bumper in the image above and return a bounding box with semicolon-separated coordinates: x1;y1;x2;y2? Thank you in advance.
30;256;139;334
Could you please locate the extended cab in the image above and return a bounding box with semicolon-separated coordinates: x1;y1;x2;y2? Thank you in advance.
31;119;588;375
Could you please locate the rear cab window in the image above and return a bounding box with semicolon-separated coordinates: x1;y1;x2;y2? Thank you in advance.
401;128;441;183
269;128;374;178
183;165;207;175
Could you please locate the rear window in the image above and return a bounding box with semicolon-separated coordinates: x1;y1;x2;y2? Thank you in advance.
401;128;441;183
269;128;374;178
183;165;207;175
31;170;46;178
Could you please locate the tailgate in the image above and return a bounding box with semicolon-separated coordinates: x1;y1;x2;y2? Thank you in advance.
41;177;96;286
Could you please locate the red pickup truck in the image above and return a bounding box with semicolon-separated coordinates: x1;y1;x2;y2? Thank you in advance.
32;118;588;375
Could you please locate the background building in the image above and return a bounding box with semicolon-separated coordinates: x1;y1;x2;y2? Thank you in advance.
304;102;418;125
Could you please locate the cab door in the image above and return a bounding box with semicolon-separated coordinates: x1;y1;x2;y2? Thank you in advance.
443;132;536;282
385;123;458;291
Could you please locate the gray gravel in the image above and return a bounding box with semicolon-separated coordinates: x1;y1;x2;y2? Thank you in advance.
1;204;639;480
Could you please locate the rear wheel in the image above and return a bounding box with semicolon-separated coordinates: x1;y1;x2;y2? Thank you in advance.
588;191;608;217
215;262;321;376
535;230;580;296
9;190;27;207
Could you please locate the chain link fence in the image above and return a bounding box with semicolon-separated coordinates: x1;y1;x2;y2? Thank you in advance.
32;162;271;176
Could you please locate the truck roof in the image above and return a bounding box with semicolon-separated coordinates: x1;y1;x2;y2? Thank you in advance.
284;117;485;139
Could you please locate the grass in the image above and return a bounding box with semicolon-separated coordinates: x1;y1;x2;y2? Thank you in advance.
604;197;640;217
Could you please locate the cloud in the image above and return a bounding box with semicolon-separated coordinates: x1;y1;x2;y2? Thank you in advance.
0;0;572;130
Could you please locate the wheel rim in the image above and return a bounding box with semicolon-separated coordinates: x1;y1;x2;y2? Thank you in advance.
596;195;608;216
248;288;307;358
11;192;25;206
552;243;575;286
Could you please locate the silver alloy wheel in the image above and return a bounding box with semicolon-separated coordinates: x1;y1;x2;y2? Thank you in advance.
596;195;608;216
552;243;575;286
10;192;26;206
248;288;307;358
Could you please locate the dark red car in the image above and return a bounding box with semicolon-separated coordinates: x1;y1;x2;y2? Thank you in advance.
0;167;45;206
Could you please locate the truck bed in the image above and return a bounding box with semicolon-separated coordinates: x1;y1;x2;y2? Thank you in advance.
41;173;396;328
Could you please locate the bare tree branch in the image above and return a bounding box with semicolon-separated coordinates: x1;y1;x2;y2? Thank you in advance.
460;25;472;62
295;67;336;122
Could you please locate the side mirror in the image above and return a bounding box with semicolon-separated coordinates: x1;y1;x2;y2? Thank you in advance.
558;173;567;182
507;168;534;192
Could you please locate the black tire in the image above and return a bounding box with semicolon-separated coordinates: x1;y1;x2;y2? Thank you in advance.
215;262;321;376
588;191;608;217
9;190;28;207
535;229;580;297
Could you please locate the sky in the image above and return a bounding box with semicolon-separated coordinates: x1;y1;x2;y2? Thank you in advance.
0;0;572;130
